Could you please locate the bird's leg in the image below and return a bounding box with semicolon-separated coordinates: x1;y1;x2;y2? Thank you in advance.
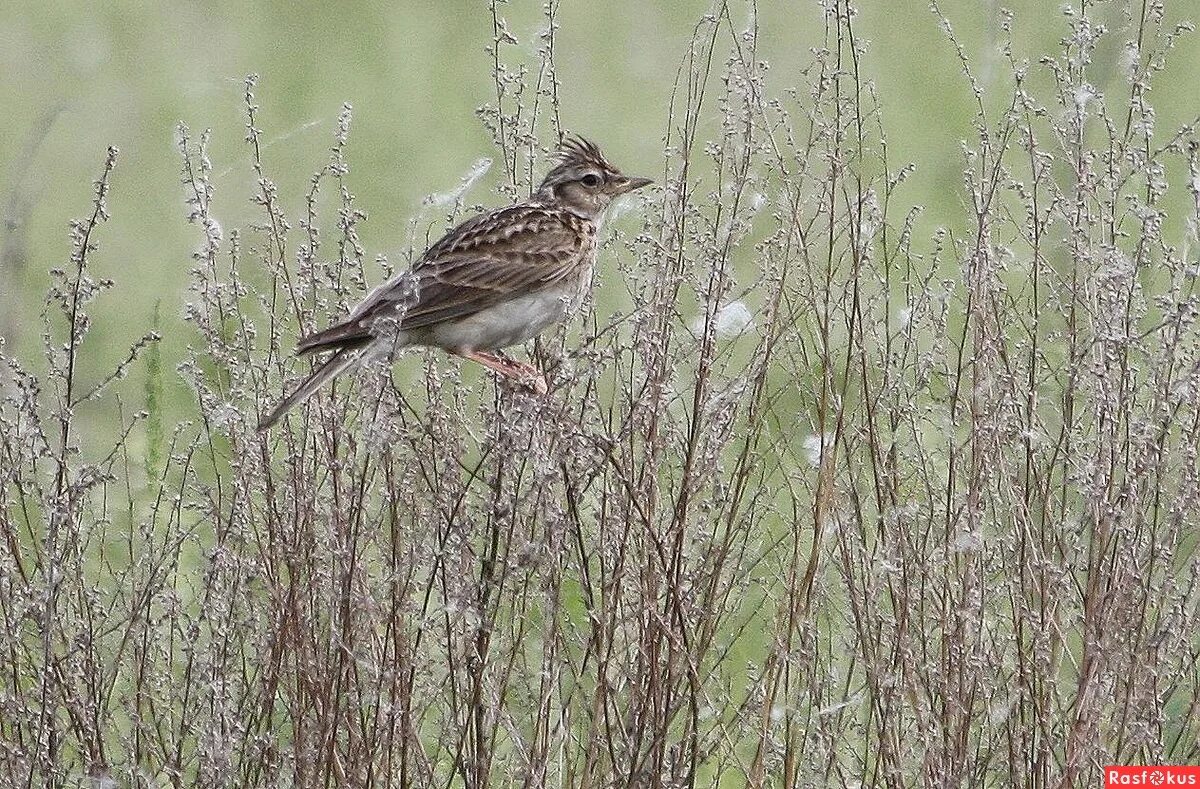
457;350;549;395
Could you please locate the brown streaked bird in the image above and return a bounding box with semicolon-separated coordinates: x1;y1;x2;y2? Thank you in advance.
257;135;652;431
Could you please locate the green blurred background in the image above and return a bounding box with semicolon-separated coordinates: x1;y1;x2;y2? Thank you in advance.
2;0;1198;418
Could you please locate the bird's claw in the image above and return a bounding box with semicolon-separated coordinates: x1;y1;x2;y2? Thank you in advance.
461;351;549;396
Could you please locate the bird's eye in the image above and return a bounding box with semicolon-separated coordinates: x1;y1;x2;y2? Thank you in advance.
580;173;602;188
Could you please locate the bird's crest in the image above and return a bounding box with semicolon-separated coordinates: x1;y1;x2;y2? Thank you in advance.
553;134;615;173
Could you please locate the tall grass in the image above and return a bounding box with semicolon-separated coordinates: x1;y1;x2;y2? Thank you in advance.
2;1;1198;786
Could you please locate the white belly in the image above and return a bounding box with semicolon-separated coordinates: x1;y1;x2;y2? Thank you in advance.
423;284;577;352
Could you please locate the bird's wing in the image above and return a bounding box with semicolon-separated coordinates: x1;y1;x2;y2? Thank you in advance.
296;204;587;354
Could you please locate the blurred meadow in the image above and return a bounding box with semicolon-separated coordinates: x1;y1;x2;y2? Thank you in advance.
7;0;1170;399
3;0;1200;786
4;0;1197;422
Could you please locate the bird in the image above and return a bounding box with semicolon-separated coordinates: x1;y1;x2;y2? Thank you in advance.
256;134;652;431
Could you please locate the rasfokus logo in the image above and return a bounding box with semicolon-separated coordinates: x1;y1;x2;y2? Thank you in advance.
1106;766;1200;787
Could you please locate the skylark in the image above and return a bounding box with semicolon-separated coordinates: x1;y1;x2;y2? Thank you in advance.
257;135;651;430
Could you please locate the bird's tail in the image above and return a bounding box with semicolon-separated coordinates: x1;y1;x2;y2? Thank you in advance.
257;348;362;431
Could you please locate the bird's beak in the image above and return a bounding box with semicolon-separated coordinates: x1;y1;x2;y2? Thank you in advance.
619;176;654;194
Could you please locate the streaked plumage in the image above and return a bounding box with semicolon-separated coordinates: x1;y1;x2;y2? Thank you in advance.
257;135;651;430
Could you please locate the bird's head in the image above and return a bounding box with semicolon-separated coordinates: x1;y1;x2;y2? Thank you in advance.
536;135;653;221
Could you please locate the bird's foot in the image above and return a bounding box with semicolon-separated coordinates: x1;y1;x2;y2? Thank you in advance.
460;351;548;396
